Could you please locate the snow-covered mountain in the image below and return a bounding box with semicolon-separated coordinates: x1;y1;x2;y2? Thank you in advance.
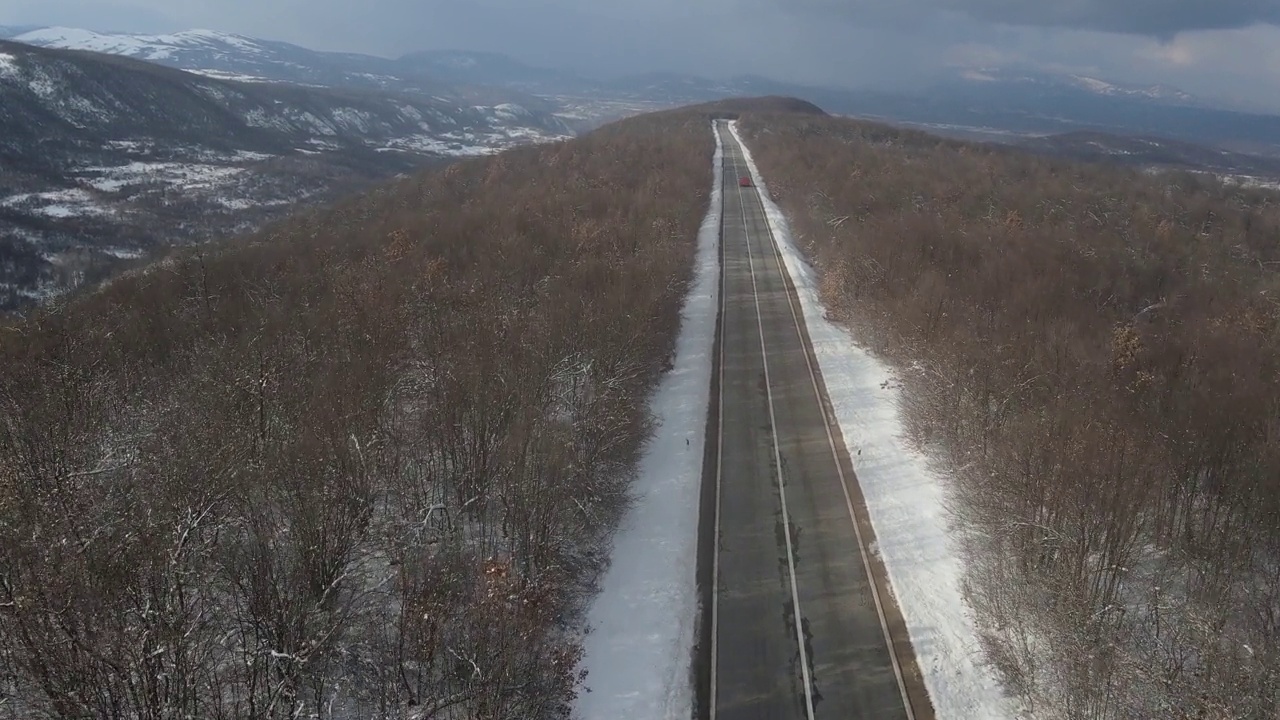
0;27;740;128
0;39;571;308
0;38;569;167
953;67;1198;106
1064;75;1194;104
5;26;496;99
9;24;1280;158
12;27;267;64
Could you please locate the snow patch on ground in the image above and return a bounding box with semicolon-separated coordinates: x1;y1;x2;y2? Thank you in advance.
330;107;373;133
41;203;101;218
1;188;111;218
488;103;529;121
83;162;246;192
376;128;565;156
101;247;145;260
727;121;1018;719
376;135;496;156
104;139;151;152
0;53;19;79
574;124;723;720
1225;173;1280;191
186;68;271;83
26;67;58;100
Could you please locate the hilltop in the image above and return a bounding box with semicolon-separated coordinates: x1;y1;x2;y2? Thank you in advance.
0;97;807;718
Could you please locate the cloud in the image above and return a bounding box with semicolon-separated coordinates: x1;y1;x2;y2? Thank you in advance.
0;0;173;32
1137;39;1197;66
2;0;1280;111
783;0;1280;37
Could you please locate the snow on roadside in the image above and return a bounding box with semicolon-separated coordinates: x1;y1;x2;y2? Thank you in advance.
574;125;722;720
727;121;1019;719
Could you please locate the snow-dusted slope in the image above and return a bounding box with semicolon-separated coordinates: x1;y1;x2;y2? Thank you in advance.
15;27;267;63
1066;74;1194;103
0;39;571;309
0;40;569;159
11;26;451;93
948;66;1200;107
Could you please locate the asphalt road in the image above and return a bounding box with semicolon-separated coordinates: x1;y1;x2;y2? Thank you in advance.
704;120;931;720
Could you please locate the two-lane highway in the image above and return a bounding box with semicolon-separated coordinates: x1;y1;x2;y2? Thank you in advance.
704;120;931;719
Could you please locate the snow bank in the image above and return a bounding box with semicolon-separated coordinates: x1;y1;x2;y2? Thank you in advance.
574;125;722;720
726;121;1018;719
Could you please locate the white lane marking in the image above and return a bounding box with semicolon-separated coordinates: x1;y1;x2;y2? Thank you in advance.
737;128;917;719
727;128;818;720
709;120;726;720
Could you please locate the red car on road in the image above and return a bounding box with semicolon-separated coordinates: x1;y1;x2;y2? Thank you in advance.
739;176;752;187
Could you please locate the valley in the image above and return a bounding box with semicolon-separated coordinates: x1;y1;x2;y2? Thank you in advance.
0;38;571;308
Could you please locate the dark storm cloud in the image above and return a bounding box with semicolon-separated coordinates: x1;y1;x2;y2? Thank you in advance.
3;0;1280;110
0;0;171;32
786;0;1280;36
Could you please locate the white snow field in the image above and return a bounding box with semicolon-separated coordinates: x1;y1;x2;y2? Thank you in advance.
726;121;1018;719
574;125;722;720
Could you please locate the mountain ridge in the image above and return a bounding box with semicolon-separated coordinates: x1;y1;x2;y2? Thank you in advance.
13;24;1280;152
0;38;571;308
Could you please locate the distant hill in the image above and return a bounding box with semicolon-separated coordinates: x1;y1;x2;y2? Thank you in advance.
1016;131;1280;180
0;38;568;158
6;26;558;108
12;24;1280;158
691;95;826;116
841;70;1280;156
8;26;447;93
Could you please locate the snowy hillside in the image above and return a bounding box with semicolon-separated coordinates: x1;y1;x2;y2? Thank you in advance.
6;25;560;108
0;39;569;172
11;26;413;90
0;39;571;309
14;27;266;63
1065;74;1195;103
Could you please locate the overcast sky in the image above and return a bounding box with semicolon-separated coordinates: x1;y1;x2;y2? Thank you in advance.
3;0;1280;110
